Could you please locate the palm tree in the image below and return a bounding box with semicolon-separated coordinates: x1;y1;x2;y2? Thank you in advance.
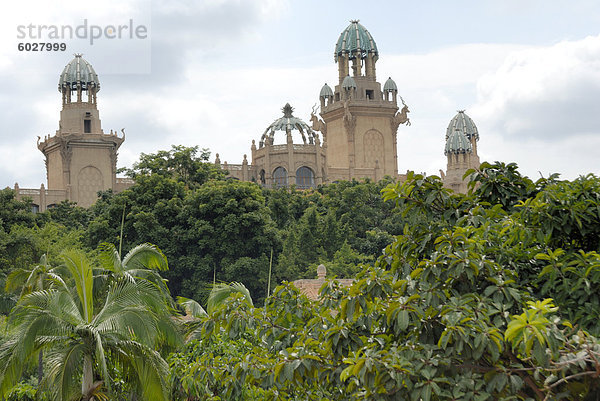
98;242;172;302
0;249;180;400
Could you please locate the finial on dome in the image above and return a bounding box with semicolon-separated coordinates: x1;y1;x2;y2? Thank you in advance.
350;19;360;23
282;103;294;118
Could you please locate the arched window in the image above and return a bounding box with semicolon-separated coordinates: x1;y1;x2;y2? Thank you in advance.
296;166;314;189
273;167;287;188
259;169;266;185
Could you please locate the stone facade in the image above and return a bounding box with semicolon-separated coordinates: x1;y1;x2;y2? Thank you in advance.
219;20;478;191
14;22;482;211
220;21;413;188
216;103;327;188
15;54;131;210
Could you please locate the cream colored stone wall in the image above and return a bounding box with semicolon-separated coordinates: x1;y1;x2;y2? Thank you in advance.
59;103;102;134
46;148;64;189
69;144;111;206
444;151;480;193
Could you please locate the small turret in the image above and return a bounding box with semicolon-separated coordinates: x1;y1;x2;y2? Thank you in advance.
443;110;481;193
319;83;334;108
383;77;398;102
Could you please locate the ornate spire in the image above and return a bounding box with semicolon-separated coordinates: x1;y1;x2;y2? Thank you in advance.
282;103;294;118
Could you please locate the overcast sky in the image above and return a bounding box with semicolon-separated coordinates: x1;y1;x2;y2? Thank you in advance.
1;0;600;188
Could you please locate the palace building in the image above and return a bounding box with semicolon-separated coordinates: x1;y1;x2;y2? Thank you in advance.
14;20;480;210
14;54;132;211
217;20;479;190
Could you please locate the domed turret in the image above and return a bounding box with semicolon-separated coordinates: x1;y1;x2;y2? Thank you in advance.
36;54;124;209
342;75;357;90
58;54;100;92
383;77;398;102
58;54;100;105
335;20;378;60
319;83;334;108
341;75;357;100
443;110;481;193
383;77;397;92
260;103;317;147
444;130;472;155
320;83;333;99
334;20;379;81
446;110;479;141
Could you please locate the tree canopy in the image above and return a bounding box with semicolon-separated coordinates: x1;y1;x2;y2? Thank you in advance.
169;167;600;400
3;149;600;400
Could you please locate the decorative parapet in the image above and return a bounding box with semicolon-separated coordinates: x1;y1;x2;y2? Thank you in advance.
14;183;67;212
223;164;243;171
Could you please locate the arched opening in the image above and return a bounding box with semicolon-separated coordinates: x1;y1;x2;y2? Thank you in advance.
296;166;315;189
273;167;287;188
259;169;266;185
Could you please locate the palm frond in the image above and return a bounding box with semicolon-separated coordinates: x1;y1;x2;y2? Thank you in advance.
93;280;163;346
43;343;85;401
0;337;26;397
5;268;32;294
0;300;75;399
93;329;111;394
206;282;253;314
61;250;94;323
176;296;207;318
155;313;184;351
112;340;171;401
122;243;169;272
98;242;123;274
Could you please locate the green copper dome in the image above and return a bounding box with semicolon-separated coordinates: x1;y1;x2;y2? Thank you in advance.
261;103;317;144
320;83;333;98
445;129;472;155
335;20;378;61
446;110;479;141
342;75;357;90
58;54;100;92
383;77;397;92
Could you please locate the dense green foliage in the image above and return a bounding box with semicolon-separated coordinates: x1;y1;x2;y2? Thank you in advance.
2;147;600;400
0;245;180;400
168;166;600;400
80;147;400;302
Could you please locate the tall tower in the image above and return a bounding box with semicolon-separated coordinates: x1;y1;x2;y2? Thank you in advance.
443;110;480;193
37;54;124;207
317;20;409;182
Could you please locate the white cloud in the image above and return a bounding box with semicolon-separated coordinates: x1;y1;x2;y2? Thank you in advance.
3;2;600;189
466;34;600;178
473;34;600;139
